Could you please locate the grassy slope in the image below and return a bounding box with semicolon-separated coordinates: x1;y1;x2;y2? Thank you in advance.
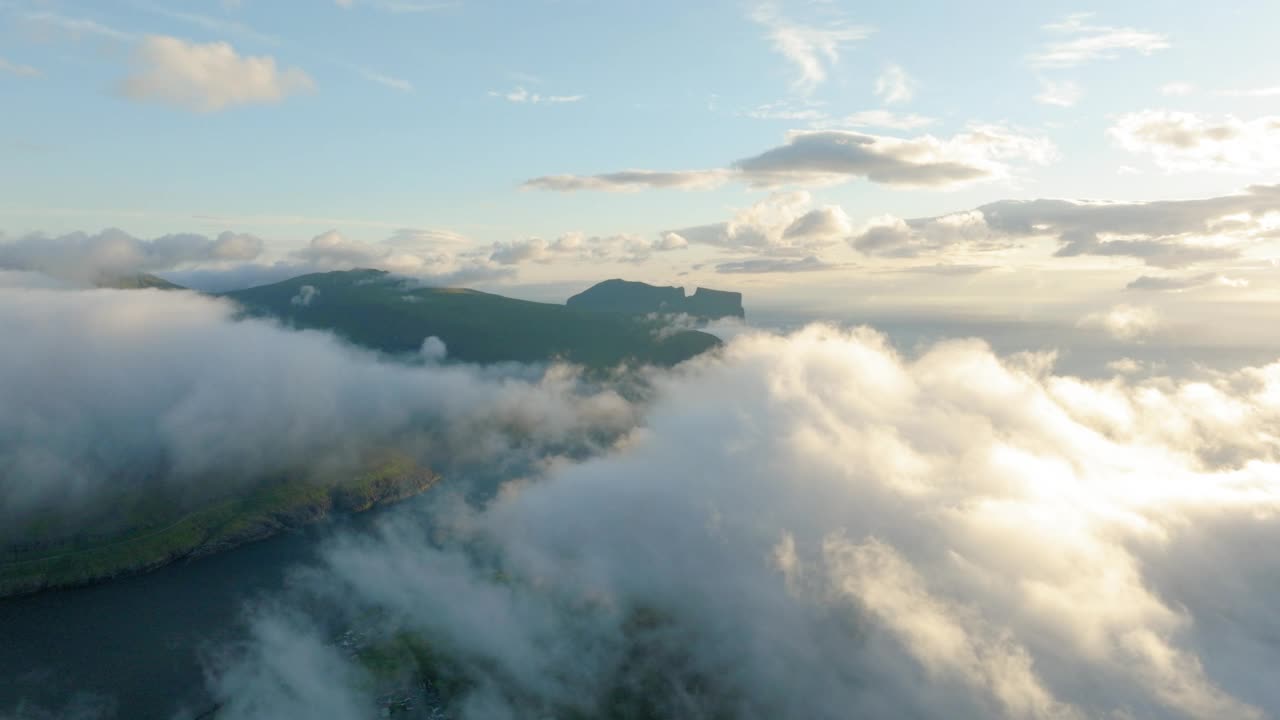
0;457;438;598
222;269;721;368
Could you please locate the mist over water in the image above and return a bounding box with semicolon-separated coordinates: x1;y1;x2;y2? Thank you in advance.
208;325;1280;719
2;277;1280;719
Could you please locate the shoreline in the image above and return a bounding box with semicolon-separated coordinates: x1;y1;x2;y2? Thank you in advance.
0;465;439;600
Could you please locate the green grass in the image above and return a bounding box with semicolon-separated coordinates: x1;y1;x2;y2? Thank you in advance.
222;269;722;369
0;458;438;597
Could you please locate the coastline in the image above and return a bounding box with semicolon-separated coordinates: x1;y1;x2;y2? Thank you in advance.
0;463;439;599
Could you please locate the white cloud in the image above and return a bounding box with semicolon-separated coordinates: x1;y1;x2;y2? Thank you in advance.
336;0;454;10
1126;272;1249;292
489;232;687;266
161;228;510;291
745;102;829;122
732;126;1057;189
1218;86;1280;98
669;191;848;253
1035;78;1082;107
290;284;319;307
1160;82;1195;96
120;35;314;112
824;109;936;131
751;4;873;94
715;255;834;273
22;11;134;41
875;64;914;105
211;326;1280;718
490;87;583;104
136;4;279;45
360;69;412;92
1033;13;1170;68
526;127;1055;193
1108;110;1280;173
1078;304;1161;341
848;184;1280;268
0;228;264;284
521;169;731;192
0;57;40;78
0;280;634;525
292;229;507;282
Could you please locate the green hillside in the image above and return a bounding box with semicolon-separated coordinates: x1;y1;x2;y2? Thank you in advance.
222;269;722;368
97;272;185;290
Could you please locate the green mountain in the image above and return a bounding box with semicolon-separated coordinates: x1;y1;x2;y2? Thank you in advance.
567;278;745;320
222;269;722;368
97;272;185;290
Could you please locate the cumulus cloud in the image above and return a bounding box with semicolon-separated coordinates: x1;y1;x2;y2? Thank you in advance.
210;325;1280;718
120;35;314;112
0;228;264;284
1108;110;1280;173
285;229;510;283
488;232;687;266
1078;303;1161;340
529;127;1055;193
874;64;914;105
0;280;636;529
750;4;872;94
157;228;510;292
849;184;1280;267
1032;13;1170;68
669;191;848;253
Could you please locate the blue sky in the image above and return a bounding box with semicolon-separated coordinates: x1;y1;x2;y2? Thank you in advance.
2;0;1280;312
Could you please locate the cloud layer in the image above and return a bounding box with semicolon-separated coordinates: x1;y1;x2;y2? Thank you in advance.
0;228;264;284
211;325;1280;719
525;127;1055;192
850;184;1280;268
0;280;635;528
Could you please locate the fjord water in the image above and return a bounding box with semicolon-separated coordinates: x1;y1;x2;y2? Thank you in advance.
0;514;373;719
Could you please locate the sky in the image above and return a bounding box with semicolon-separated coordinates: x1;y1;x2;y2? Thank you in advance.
7;4;1280;717
2;0;1280;316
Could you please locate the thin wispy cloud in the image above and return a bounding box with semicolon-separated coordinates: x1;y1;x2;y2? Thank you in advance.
0;57;40;77
874;64;914;104
489;87;583;104
821;109;936;131
1219;86;1280;98
1033;13;1169;68
751;4;873;94
1035;78;1082;107
1161;81;1195;96
335;0;458;12
22;10;135;41
134;3;279;45
359;68;413;92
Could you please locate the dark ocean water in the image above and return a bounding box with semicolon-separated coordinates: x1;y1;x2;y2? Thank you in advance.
0;513;379;720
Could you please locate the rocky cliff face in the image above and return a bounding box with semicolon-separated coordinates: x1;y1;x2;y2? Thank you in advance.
567;279;745;320
686;287;745;319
